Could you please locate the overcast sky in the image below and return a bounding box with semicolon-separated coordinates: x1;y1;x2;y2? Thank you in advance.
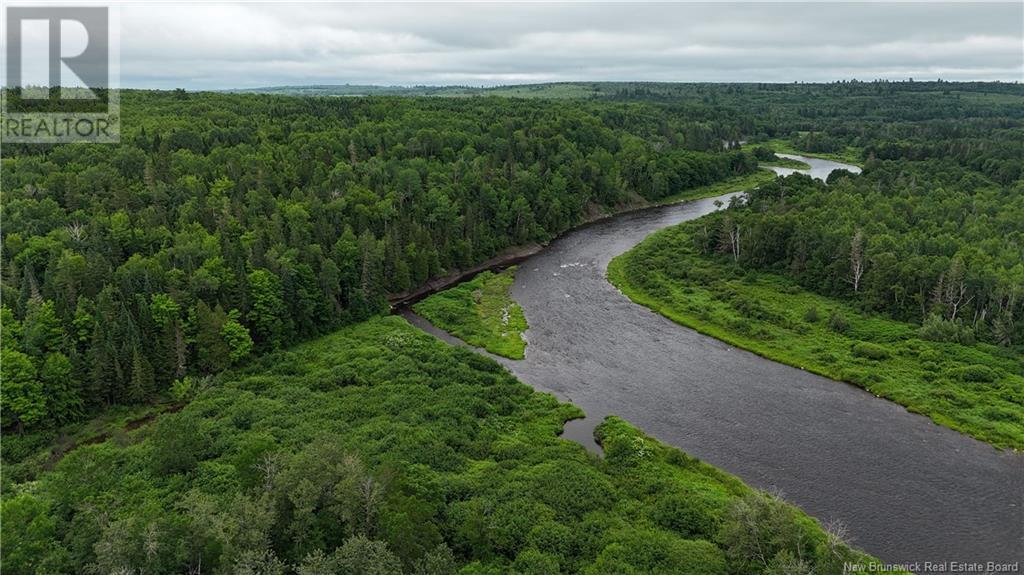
13;1;1024;88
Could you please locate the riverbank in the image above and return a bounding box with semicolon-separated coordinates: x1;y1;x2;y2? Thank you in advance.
654;168;775;206
759;138;864;166
759;157;812;170
607;223;1024;450
413;267;528;359
390;169;775;308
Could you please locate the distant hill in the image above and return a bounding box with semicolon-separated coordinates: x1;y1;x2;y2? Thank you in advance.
223;82;606;98
224;80;1022;100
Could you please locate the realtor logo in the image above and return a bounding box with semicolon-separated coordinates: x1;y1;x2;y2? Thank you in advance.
3;6;119;143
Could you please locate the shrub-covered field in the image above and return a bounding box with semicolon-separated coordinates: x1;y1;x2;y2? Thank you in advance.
414;268;528;359
1;316;883;575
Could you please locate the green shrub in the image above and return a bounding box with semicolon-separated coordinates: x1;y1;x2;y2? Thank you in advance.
586;530;727;575
751;146;775;161
732;295;765;319
982;406;1022;424
726;317;752;335
919;315;976;345
513;549;560;575
827;310;849;334
932;386;970;407
803;306;820;323
952;364;999;383
529;461;616;519
851;342;890;361
149;410;210;475
527;521;574;558
840;368;882;386
719;492;816;575
489;500;555;556
649;492;719;539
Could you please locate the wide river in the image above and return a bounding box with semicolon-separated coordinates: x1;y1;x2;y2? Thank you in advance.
403;156;1023;567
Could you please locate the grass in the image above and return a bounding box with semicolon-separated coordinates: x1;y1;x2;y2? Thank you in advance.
759;138;864;167
608;225;1024;450
414;267;529;359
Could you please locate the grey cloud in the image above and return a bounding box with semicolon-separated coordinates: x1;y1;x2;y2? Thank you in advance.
115;2;1023;88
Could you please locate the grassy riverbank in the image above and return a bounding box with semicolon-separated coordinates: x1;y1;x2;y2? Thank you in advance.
759;156;812;170
655;168;777;206
414;268;528;359
2;315;887;574
608;224;1024;450
759;138;864;166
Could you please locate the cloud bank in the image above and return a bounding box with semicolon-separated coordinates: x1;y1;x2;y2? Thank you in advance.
111;2;1024;88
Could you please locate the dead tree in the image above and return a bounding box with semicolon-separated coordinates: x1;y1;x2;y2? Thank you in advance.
718;217;741;262
845;229;865;293
945;260;973;321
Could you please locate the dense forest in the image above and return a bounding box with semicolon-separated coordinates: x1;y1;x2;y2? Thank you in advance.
710;164;1022;342
1;91;758;432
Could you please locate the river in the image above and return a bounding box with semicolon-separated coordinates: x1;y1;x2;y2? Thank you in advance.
401;156;1023;567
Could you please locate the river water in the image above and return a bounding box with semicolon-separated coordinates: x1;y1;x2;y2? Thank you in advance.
402;157;1023;567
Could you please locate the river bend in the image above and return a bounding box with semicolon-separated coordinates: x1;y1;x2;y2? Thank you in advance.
403;157;1022;566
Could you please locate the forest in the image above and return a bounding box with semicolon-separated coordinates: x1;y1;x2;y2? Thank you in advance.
2;81;1022;573
6;82;1022;437
1;90;758;434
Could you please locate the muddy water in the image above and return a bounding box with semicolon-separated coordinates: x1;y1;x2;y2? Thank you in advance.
402;158;1022;567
